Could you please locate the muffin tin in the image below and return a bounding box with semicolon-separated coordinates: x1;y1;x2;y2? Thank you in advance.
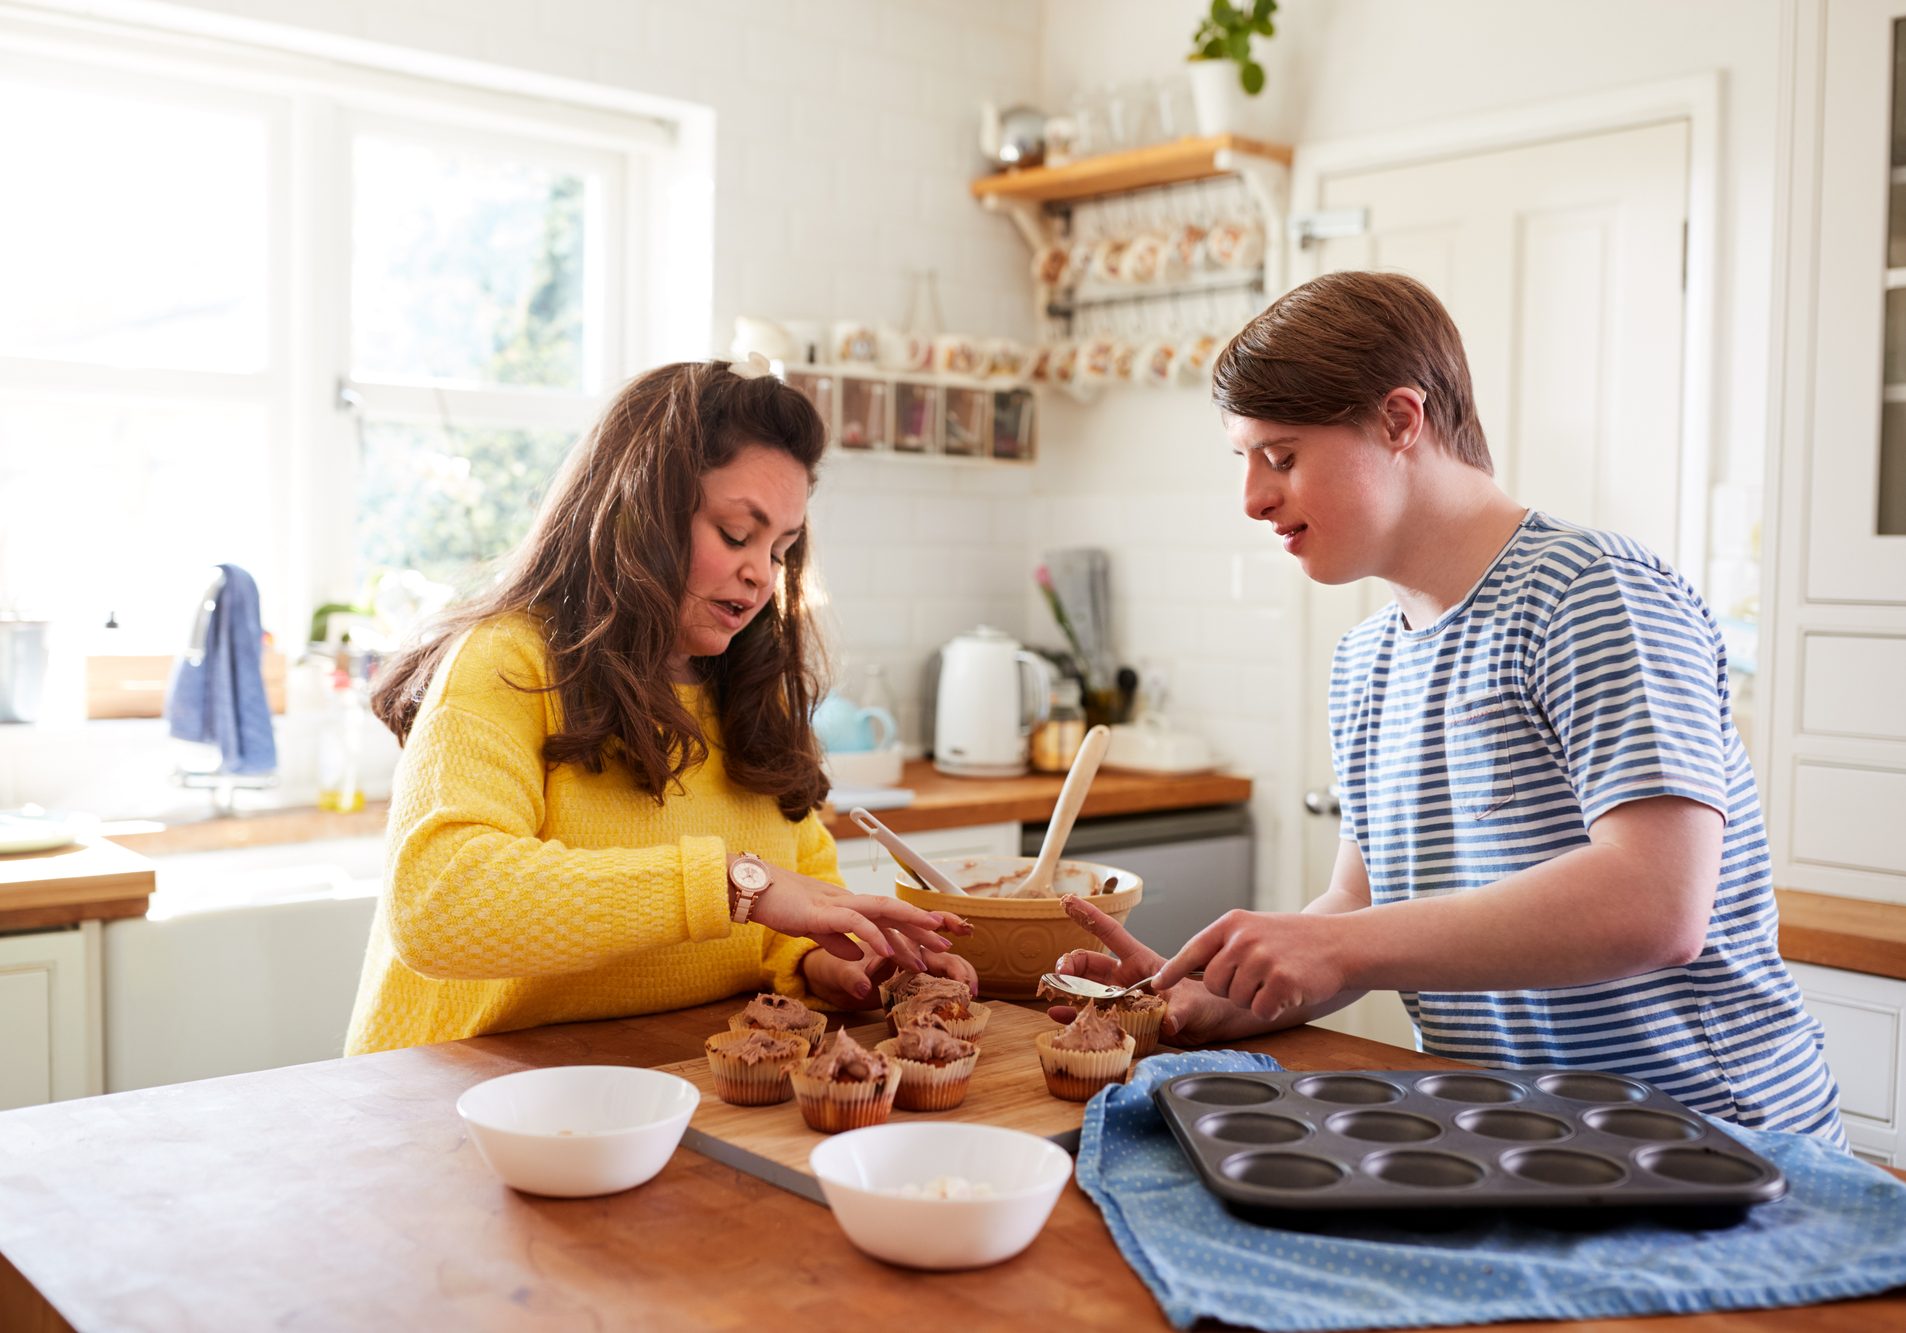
1154;1069;1787;1215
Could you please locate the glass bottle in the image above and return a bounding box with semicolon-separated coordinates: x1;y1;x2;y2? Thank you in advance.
1032;677;1086;772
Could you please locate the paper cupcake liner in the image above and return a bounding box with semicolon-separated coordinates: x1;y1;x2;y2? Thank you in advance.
703;1030;810;1106
729;1006;828;1050
788;1065;900;1133
1034;1030;1136;1102
873;1038;980;1111
885;1000;991;1045
1112;1004;1164;1059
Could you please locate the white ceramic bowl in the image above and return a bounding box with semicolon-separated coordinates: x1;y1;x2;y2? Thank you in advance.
808;1122;1072;1269
456;1065;699;1198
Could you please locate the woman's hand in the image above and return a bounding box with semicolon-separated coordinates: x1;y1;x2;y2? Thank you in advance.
1049;895;1269;1046
800;937;979;1010
746;862;970;964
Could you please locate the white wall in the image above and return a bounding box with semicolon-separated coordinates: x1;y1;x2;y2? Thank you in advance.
1035;0;1784;909
6;0;1049;816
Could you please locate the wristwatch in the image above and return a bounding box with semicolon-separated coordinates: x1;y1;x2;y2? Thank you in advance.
727;852;773;925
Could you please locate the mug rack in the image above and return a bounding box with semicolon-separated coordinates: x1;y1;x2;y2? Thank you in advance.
969;133;1293;396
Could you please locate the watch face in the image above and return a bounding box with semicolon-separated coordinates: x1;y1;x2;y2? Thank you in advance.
733;859;770;892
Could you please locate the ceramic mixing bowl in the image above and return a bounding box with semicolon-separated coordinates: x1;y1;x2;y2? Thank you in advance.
895;855;1141;999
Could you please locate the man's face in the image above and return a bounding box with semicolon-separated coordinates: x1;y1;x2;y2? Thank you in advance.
1227;413;1404;586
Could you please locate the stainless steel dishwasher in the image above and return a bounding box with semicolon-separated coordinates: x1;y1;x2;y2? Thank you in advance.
1019;804;1254;954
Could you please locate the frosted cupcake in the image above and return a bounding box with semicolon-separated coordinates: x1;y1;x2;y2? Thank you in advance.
883;973;990;1044
875;1015;981;1111
727;991;827;1050
1034;1002;1136;1102
703;1029;809;1106
789;1030;900;1133
1111;990;1168;1059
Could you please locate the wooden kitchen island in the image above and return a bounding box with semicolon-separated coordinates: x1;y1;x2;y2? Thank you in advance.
1;1002;1900;1333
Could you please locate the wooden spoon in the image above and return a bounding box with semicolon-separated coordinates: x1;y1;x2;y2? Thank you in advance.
847;807;966;896
1015;724;1111;899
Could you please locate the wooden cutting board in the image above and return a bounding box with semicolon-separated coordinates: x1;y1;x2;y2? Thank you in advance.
662;1001;1122;1204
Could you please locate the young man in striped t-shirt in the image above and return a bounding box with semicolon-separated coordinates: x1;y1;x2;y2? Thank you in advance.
1054;270;1845;1145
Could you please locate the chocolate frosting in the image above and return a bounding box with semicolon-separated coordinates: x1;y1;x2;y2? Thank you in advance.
714;1030;804;1065
890;975;973;1027
805;1029;890;1084
1052;1001;1126;1052
1115;990;1167;1014
892;1014;976;1064
739;992;814;1031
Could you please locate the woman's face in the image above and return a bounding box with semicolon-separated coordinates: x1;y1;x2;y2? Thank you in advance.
670;442;810;679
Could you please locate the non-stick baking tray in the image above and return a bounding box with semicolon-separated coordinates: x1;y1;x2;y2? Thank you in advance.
1154;1068;1787;1215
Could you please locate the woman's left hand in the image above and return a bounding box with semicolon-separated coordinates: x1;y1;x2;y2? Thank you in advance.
800;937;980;1010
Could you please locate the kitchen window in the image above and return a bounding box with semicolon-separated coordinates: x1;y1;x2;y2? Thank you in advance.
0;15;669;655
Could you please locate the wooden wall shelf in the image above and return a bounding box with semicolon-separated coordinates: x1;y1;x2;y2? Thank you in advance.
969;134;1293;206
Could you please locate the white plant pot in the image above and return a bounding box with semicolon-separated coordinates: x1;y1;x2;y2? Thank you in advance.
1188;59;1250;136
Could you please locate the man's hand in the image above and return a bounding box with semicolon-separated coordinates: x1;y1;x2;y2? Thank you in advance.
1154;908;1351;1025
1048;895;1269;1045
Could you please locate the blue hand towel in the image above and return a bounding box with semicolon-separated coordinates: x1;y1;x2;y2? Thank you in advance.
1076;1050;1906;1331
165;564;278;776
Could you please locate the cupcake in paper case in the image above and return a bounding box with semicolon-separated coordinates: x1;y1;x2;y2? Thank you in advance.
1111;990;1168;1059
703;1029;810;1106
875;1015;981;1112
789;1029;900;1133
1034;1002;1136;1102
883;973;990;1044
728;991;827;1050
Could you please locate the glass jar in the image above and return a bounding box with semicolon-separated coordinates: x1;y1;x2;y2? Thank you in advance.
1031;678;1087;772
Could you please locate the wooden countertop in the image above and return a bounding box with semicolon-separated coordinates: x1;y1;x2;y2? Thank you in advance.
820;759;1252;839
90;761;1253;856
1776;889;1906;983
0;1004;1898;1332
0;839;154;930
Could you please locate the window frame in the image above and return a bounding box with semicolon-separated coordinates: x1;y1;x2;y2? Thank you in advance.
0;8;678;650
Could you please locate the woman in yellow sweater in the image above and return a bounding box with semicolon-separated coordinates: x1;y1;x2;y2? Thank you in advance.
345;356;968;1055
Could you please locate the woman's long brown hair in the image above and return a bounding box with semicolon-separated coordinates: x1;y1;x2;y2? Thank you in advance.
370;361;831;820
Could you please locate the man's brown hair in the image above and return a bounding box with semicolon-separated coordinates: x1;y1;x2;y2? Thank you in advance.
1211;270;1492;473
370;361;831;820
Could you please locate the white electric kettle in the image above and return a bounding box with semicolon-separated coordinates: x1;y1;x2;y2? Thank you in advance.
933;626;1052;777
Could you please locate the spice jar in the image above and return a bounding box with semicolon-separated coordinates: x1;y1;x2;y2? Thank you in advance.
1031;678;1086;772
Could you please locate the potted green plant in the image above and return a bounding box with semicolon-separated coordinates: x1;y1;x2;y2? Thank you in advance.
1187;0;1277;135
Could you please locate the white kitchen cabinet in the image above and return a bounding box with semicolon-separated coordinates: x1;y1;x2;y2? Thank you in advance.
0;924;103;1110
1766;0;1906;906
1790;960;1906;1165
831;821;1019;898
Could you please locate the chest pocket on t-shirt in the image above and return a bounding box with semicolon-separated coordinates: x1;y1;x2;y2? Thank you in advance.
1445;692;1517;819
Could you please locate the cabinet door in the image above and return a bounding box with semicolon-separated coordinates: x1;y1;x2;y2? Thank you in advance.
0;966;52;1109
1808;0;1906;601
0;926;101;1108
1789;960;1905;1166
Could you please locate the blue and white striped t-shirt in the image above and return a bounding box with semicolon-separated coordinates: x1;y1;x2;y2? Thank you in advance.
1329;511;1846;1145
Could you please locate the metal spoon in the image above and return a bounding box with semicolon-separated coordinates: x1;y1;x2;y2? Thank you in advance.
848;807;966;896
1037;968;1204;1002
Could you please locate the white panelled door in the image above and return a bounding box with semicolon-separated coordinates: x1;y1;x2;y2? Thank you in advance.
1291;121;1692;1047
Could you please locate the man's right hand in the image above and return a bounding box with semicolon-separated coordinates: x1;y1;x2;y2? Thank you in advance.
1048;894;1268;1046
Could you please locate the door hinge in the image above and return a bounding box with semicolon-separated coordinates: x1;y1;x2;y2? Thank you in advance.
1289;207;1370;250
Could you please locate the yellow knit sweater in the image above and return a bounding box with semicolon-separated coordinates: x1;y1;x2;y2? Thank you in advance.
344;612;835;1055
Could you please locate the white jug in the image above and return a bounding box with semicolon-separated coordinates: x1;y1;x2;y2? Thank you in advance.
932;626;1052;778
